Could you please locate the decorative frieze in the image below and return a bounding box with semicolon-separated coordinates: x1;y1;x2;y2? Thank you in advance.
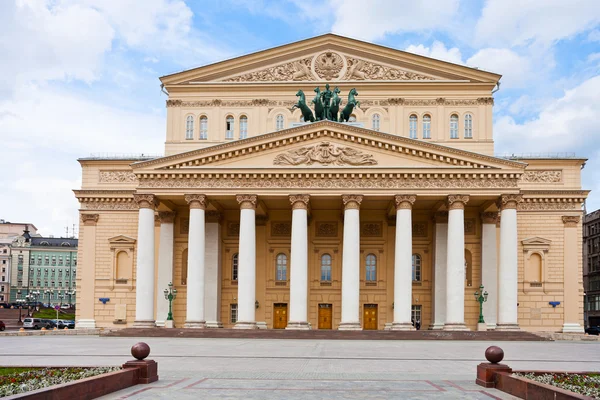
167;99;285;108
342;195;363;210
412;222;428;237
271;222;292;237
289;194;310;210
344;57;434;81
498;194;523;210
80;199;137;210
316;221;338;237
518;198;584;211
519;170;562;183
361;222;382;237
80;213;99;225
464;218;476;235
381;97;494;106
98;170;138;183
223;57;314;82
227;222;240;236
562;216;581;227
158;211;176;224
273;142;377;166
481;212;498;224
236;194;258;209
184;194;208;210
447;195;469;210
395;194;416;210
133;194;158;210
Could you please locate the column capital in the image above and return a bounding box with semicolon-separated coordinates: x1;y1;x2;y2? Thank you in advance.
342;195;363;210
562;215;580;227
206;210;222;223
481;212;498;224
447;195;469;210
497;194;523;210
395;195;416;210
236;194;258;209
433;211;448;223
80;213;99;226
289;194;310;210
134;194;159;210
185;194;208;210
158;211;176;224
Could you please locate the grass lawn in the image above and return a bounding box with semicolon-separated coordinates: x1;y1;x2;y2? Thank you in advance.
0;367;40;376
32;309;75;320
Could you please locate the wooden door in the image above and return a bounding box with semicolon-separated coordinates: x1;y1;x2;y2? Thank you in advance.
318;304;332;329
273;303;287;329
363;304;378;330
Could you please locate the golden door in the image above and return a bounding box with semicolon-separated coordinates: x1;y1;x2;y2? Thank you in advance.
318;304;333;329
363;304;378;330
273;303;287;329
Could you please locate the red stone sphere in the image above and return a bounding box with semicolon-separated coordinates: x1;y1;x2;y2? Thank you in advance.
485;346;504;364
131;342;150;360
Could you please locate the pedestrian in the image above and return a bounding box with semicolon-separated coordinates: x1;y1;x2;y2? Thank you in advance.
416;320;421;330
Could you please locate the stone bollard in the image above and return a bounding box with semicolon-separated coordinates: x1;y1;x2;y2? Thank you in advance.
53;327;58;331
476;346;512;388
122;342;159;384
41;327;46;331
19;328;24;332
64;327;69;330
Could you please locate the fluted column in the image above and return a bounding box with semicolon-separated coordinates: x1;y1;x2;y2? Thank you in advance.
392;195;416;330
562;215;585;333
339;195;363;330
133;194;158;328
184;194;207;328
496;194;522;331
444;194;469;331
287;194;310;330
234;194;258;329
430;211;448;330
481;212;499;330
156;211;176;327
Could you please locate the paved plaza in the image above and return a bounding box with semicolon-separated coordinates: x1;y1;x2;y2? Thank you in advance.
1;336;598;399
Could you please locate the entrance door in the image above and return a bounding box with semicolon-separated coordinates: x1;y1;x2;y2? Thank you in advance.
273;303;287;329
363;304;378;330
318;304;332;329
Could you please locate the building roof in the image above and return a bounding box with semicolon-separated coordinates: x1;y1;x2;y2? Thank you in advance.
30;237;78;248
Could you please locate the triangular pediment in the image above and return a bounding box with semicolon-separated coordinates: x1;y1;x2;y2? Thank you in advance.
133;121;525;173
522;237;552;246
108;235;136;244
160;34;501;85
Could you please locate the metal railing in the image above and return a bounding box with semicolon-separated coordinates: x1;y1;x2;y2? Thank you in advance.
495;152;577;159
83;153;163;160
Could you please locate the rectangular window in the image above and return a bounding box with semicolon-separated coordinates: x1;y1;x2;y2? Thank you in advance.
226;117;234;139
230;304;238;324
422;115;431;139
321;266;331;282
411;305;422;325
240;117;248;139
200;117;208;140
409;116;417;139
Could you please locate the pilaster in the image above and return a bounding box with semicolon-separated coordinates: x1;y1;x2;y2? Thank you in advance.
77;213;99;329
562;215;584;333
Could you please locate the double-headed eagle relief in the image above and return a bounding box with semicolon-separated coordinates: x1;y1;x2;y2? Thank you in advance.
291;85;360;123
273;141;377;166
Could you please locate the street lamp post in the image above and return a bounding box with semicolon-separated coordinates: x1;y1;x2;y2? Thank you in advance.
17;298;26;323
474;285;489;329
163;282;177;328
45;289;54;307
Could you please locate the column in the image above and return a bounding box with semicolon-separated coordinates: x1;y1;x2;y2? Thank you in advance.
234;194;258;329
133;194;158;328
444;195;469;331
496;194;522;331
287;195;310;330
430;211;448;330
339;195;362;330
562;216;585;333
481;212;498;330
205;211;223;328
156;211;176;327
184;194;207;328
391;195;416;330
77;213;99;329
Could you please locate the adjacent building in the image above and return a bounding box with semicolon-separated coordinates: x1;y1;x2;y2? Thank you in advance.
584;209;600;328
0;220;37;303
75;34;587;332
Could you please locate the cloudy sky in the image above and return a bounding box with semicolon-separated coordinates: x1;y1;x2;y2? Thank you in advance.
1;0;599;237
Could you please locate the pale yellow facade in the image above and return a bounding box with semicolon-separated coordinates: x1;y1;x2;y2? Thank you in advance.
75;34;588;332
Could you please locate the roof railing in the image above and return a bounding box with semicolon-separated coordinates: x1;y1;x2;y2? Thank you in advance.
83;153;163;160
495;152;577;159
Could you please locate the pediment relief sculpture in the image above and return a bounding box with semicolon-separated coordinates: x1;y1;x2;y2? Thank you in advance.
344;57;434;81
273;141;377;166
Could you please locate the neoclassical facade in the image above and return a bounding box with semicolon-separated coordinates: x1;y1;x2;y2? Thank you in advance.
75;34;587;332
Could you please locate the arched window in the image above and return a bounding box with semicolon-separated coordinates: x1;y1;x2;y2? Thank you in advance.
181;249;188;285
116;251;132;283
226;116;234;139
239;115;248;139
365;253;377;282
321;254;332;281
349;114;357;122
185;115;194;139
464;114;473;138
372;114;380;131
450;114;458;139
199;116;208;140
276;253;287;281
409;114;417;139
526;253;542;283
423;114;431;139
232;253;239;281
276;114;284;131
412;254;421;281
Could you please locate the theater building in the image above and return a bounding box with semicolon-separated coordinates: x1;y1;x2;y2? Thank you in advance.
74;34;587;332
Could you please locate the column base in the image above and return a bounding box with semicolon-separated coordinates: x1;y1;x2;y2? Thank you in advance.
495;323;520;331
486;323;497;330
390;322;415;331
429;322;444;330
133;320;156;328
184;321;206;329
562;323;584;333
286;321;311;330
76;319;96;329
205;321;223;328
384;323;392;331
443;323;469;331
154;320;165;328
165;320;175;329
338;322;362;331
234;321;258;329
477;322;487;331
257;322;268;329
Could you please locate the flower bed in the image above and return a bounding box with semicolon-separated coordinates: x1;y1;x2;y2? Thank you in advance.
514;373;600;399
0;367;120;397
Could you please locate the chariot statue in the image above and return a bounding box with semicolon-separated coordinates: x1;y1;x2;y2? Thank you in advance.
295;85;359;123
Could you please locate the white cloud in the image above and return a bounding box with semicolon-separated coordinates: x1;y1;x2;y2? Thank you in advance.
466;48;534;89
589;29;600;42
405;41;464;65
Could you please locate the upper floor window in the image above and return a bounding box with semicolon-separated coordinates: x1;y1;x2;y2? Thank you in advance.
450;114;458;139
321;254;332;281
276;253;287;281
409;114;417;139
185;115;194;140
226;116;234;139
232;253;238;281
348;114;357;122
276;114;284;131
200;116;208;140
412;254;422;281
372;114;380;131
423;114;431;139
365;253;377;282
239;116;248;139
464;114;473;138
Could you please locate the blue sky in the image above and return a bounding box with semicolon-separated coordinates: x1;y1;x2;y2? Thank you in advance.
1;0;599;236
